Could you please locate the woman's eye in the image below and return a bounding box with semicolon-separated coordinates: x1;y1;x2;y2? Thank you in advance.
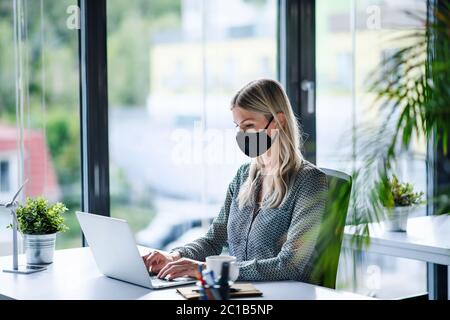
235;123;255;132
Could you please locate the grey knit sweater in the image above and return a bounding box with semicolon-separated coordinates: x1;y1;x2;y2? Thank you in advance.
171;160;328;282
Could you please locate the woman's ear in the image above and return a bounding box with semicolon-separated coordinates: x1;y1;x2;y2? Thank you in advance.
275;112;287;128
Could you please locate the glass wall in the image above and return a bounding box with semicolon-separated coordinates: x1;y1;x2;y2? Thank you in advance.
107;0;277;250
0;0;81;255
316;0;427;298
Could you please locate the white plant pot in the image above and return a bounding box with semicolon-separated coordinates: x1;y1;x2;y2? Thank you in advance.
23;233;56;265
384;206;413;232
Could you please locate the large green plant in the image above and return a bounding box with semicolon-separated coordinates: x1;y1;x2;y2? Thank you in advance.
14;197;69;235
353;2;449;229
366;2;450;218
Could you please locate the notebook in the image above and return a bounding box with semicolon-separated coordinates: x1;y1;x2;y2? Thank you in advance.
176;283;263;300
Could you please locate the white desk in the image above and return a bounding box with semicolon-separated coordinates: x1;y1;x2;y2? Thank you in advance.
0;247;373;300
343;215;450;299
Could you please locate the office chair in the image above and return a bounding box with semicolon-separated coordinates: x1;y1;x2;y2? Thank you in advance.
312;168;352;289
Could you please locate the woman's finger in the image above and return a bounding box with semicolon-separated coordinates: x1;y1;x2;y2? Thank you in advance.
166;268;190;280
149;260;166;274
142;250;155;259
143;252;155;268
158;264;186;279
157;261;177;278
144;251;160;269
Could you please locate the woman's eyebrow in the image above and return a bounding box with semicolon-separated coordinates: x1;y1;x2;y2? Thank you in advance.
234;118;253;126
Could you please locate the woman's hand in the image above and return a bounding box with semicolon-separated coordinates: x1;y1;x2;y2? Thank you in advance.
142;250;181;274
157;258;205;280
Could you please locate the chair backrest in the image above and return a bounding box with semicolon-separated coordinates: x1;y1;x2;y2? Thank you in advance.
312;168;352;289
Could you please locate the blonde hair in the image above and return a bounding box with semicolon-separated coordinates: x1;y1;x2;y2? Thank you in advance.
231;79;304;209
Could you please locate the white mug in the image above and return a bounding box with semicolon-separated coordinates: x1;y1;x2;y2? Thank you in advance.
205;255;239;283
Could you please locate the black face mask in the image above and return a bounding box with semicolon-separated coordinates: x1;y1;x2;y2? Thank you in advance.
236;116;274;158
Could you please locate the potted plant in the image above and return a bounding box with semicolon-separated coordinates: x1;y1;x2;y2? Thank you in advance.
382;175;424;232
13;197;68;265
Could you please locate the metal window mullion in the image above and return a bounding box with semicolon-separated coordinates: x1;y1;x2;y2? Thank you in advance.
279;0;316;164
78;0;110;248
426;0;449;301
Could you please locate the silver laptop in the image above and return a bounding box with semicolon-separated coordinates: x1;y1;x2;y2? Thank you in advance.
76;211;197;289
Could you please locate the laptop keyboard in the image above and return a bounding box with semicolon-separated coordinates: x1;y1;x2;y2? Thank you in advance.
149;274;194;285
150;275;173;285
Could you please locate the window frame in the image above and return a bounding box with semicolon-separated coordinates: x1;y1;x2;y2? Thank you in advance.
426;0;449;301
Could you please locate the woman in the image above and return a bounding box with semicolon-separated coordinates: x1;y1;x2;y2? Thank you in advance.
143;79;328;282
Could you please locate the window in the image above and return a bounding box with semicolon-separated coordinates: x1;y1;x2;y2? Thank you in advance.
0;0;81;255
316;0;427;298
0;161;10;193
107;0;277;250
